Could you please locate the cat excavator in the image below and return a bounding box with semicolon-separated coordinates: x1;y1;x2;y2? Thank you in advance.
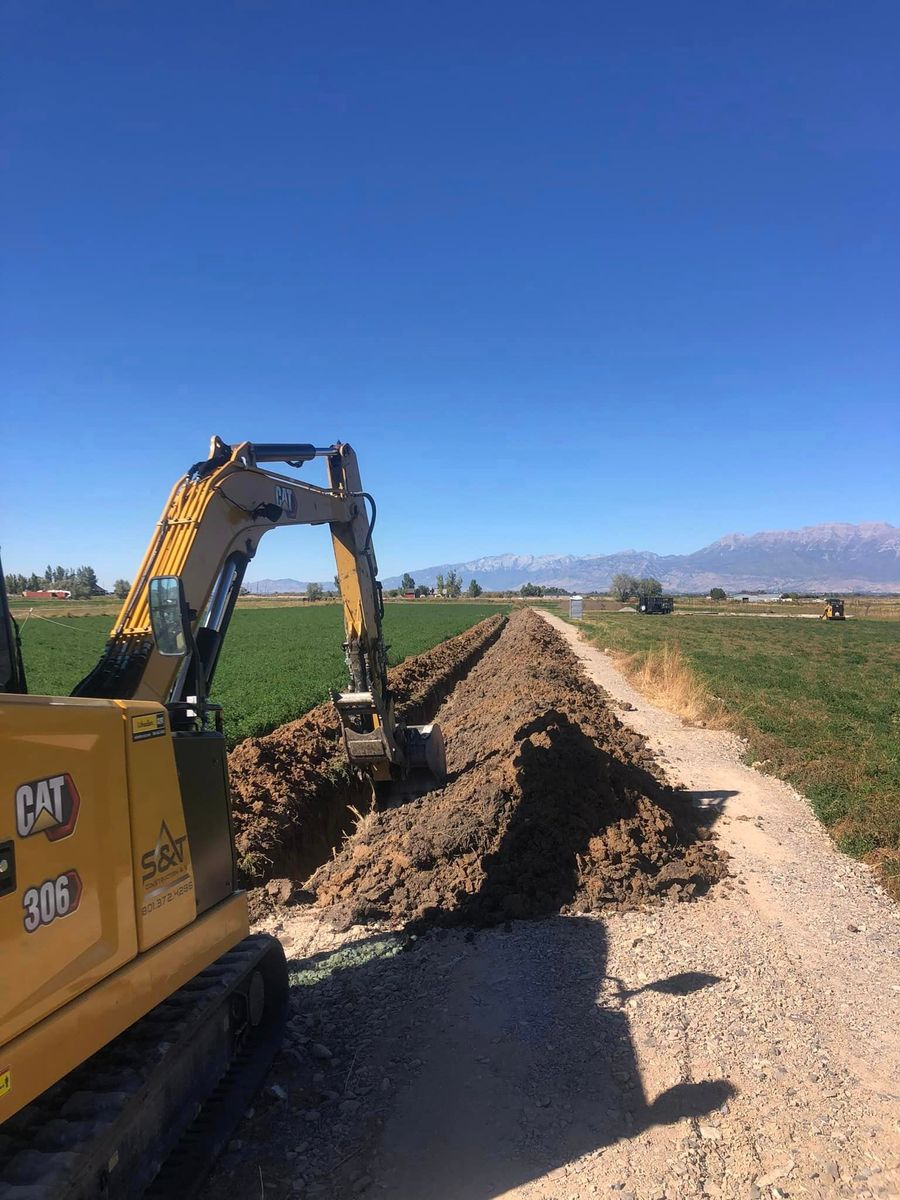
0;438;445;1198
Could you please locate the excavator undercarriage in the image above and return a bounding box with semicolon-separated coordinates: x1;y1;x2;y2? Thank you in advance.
0;934;286;1199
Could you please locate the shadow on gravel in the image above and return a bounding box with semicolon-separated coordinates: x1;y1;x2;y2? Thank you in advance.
683;789;740;813
206;618;735;1198
204;918;735;1200
359;917;735;1200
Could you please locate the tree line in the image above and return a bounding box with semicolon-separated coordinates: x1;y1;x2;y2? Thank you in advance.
315;571;484;601
402;570;483;598
610;573;664;602
4;566;131;599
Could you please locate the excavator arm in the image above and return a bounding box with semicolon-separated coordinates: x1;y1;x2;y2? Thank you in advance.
73;437;441;781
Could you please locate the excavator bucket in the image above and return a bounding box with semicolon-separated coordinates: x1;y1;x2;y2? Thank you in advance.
334;690;446;785
405;723;447;783
333;690;397;769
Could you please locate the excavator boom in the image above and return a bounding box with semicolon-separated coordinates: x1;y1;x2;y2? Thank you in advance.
72;436;437;781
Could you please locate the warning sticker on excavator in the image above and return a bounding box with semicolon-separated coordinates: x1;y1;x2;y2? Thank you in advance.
131;713;166;741
0;1069;10;1099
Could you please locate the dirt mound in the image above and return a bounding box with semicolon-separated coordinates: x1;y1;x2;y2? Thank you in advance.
308;610;726;928
230;614;506;887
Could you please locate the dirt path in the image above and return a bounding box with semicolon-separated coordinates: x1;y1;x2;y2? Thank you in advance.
204;613;899;1200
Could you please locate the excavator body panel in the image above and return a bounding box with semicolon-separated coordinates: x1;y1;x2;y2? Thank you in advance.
0;691;241;1120
0;693;138;1053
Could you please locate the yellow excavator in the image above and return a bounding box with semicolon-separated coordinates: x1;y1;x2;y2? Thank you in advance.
0;438;445;1198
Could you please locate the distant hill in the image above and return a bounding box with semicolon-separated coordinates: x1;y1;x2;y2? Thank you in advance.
247;523;900;596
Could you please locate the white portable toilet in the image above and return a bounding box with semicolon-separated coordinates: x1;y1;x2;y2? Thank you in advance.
569;594;584;619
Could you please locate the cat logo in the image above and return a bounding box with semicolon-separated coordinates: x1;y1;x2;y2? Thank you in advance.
274;485;296;515
15;774;80;842
141;819;190;891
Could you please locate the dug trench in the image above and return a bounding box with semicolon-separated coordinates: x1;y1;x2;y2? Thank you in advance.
230;608;726;927
230;613;508;898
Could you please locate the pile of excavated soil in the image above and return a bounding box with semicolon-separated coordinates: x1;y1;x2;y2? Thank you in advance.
307;610;727;928
230;614;506;888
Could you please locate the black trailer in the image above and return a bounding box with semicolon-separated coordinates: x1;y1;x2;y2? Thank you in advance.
637;595;674;614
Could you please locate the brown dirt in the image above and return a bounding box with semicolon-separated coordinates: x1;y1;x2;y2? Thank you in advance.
306;609;726;928
229;614;506;892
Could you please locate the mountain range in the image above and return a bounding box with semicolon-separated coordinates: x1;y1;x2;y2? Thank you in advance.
247;522;900;595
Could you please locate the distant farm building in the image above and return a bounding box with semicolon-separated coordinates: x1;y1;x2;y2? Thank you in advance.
22;589;72;600
730;593;784;604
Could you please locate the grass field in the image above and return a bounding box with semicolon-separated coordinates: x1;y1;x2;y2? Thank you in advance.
556;606;900;894
17;602;504;746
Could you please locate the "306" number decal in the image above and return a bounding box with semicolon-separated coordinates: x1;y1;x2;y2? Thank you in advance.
22;870;83;932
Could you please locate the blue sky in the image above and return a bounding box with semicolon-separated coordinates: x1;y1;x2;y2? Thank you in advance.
2;1;898;587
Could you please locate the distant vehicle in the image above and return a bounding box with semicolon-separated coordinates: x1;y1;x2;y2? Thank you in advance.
821;596;845;621
22;589;72;600
637;595;674;614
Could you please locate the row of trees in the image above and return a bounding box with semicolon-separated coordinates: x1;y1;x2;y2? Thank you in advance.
416;571;483;599
610;573;664;602
3;565;131;600
519;583;569;597
316;571;485;602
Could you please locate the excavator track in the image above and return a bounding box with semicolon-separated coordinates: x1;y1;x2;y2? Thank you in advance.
0;934;288;1200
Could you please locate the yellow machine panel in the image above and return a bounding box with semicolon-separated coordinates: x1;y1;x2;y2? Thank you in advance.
0;694;137;1048
122;701;198;951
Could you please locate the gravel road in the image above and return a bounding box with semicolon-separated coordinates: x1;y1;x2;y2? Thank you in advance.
204;613;899;1200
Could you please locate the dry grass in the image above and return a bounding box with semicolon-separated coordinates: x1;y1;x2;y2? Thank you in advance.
613;643;730;728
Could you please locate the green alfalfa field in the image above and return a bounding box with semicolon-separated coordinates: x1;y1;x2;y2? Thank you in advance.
556;607;900;898
16;602;506;747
